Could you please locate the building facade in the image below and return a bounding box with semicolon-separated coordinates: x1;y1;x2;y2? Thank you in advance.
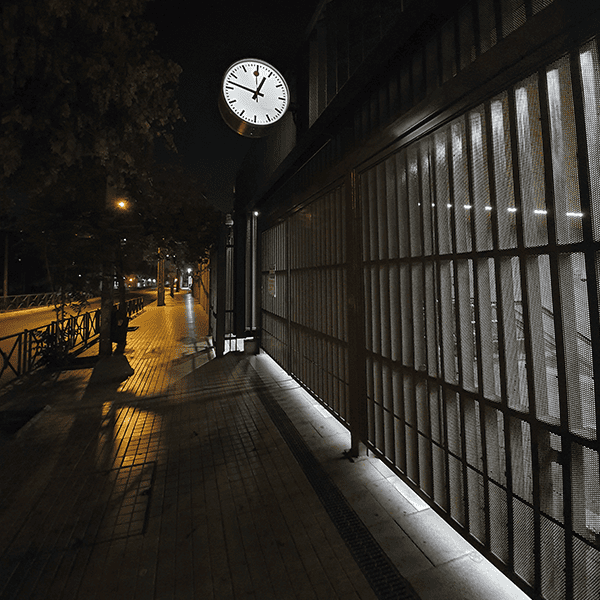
232;1;600;598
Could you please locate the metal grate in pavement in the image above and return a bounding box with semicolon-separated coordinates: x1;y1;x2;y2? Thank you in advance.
254;383;421;600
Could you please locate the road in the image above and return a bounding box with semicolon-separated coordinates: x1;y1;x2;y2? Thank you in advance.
0;289;160;390
0;290;158;338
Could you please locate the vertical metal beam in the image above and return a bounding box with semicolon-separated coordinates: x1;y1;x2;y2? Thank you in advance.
215;227;227;358
346;169;368;456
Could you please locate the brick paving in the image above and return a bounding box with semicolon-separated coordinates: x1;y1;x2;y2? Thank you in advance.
0;292;381;600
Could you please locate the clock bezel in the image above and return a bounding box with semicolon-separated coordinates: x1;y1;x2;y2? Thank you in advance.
218;58;290;138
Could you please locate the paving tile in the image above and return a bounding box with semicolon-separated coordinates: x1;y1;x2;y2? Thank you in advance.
0;291;526;600
396;508;475;567
368;520;433;580
409;551;531;600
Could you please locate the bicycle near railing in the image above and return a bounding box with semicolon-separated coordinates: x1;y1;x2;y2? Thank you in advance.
0;296;144;388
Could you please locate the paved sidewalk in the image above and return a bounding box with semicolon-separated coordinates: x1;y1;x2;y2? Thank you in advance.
0;292;529;600
0;293;383;600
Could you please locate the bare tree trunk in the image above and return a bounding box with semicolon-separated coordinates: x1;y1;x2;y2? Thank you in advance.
117;243;126;309
157;247;165;306
43;239;54;292
3;233;8;297
99;264;114;356
100;174;116;356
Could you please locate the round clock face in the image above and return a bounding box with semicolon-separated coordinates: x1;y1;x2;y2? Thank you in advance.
220;59;290;137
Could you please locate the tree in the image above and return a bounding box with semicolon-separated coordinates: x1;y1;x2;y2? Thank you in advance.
0;0;182;192
123;162;222;304
139;163;223;262
1;0;184;355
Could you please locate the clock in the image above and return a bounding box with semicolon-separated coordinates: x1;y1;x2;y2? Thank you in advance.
218;58;290;138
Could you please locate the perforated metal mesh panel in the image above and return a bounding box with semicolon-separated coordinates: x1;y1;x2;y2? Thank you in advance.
261;185;350;423
357;38;600;600
259;8;600;600
261;222;289;366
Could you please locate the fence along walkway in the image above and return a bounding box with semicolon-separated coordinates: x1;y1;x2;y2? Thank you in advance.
0;292;68;313
0;296;144;389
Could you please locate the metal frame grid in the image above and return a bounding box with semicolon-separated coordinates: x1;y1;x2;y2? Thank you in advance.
261;184;351;425
260;34;600;600
358;38;600;600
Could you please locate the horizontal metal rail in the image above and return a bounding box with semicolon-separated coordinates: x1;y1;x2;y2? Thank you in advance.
0;292;94;313
0;296;144;388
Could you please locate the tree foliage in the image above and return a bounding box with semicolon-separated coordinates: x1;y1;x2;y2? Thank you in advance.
0;0;183;193
138;163;223;264
0;0;224;305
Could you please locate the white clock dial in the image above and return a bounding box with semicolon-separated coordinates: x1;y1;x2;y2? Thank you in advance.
219;59;290;137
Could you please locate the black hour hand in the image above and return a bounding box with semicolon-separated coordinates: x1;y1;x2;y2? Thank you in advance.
253;77;266;101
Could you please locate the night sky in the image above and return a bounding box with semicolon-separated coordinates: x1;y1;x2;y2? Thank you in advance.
146;0;321;213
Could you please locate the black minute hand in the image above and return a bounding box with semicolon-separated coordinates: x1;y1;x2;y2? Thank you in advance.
231;81;264;97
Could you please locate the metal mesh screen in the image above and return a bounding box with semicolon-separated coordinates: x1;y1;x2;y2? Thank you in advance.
501;0;527;38
357;37;600;600
259;7;600;600
261;222;288;366
262;185;350;423
580;42;600;241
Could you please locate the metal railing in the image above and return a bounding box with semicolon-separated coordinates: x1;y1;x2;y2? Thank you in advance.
117;295;144;319
0;296;144;388
0;292;63;312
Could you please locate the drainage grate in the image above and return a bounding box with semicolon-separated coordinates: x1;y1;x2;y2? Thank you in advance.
254;385;421;600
